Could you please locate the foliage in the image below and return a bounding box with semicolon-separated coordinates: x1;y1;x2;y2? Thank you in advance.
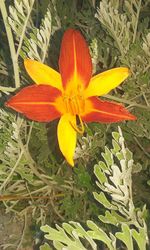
40;128;148;250
0;0;150;249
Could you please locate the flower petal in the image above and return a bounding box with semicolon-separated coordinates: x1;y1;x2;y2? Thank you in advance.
6;85;62;122
24;59;63;91
57;113;77;166
84;67;130;98
82;97;136;123
59;29;92;91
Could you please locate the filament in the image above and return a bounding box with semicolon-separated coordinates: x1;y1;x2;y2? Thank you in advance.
70;115;84;134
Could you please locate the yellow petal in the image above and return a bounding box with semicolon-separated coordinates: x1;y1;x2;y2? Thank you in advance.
57;114;77;166
84;67;130;98
24;59;63;91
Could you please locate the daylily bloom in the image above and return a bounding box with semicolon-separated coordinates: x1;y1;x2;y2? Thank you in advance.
6;29;136;166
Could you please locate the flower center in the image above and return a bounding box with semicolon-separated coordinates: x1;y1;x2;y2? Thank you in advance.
63;94;85;116
63;93;85;134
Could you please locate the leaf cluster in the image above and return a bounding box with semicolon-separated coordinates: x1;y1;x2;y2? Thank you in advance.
40;128;149;250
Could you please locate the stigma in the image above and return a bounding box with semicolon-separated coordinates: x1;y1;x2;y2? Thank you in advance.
63;93;85;134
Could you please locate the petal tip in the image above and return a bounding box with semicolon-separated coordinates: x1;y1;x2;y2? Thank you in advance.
24;58;32;68
57;114;77;168
122;67;131;77
128;113;137;121
115;67;131;78
68;159;74;167
24;58;38;70
5;101;9;107
5;99;11;107
24;58;29;63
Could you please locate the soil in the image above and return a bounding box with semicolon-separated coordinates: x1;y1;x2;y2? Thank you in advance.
0;209;34;250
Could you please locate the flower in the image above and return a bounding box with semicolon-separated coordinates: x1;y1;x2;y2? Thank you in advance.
6;29;136;166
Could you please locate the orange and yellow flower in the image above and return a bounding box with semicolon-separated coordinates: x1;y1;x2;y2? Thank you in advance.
6;29;136;166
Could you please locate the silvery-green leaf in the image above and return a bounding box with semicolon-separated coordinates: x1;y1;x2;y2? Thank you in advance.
116;224;133;250
93;192;117;210
40;243;52;250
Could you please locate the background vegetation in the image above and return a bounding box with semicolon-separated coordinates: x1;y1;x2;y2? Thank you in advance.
0;0;150;249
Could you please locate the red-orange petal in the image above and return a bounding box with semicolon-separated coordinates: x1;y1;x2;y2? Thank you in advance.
5;85;62;122
82;97;136;123
59;29;92;90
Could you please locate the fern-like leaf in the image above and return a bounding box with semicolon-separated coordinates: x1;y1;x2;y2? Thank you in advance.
21;7;52;62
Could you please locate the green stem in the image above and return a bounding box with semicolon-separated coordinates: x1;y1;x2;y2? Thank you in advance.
132;0;141;43
0;0;20;88
26;121;34;147
104;94;150;110
16;0;35;59
0;150;24;192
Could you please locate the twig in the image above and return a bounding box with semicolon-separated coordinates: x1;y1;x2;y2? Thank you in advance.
142;92;150;106
104;94;150;110
50;199;65;221
0;194;63;201
134;136;150;159
143;62;150;74
16;212;27;250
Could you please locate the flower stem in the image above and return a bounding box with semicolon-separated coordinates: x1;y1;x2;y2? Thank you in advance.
0;0;20;88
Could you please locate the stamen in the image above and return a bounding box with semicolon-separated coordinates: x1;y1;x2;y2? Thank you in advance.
68;98;75;115
63;91;85;119
64;95;81;115
71;97;80;115
70;115;84;134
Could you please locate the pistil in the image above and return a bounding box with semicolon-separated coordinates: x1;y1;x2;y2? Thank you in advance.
62;93;85;134
70;115;84;134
